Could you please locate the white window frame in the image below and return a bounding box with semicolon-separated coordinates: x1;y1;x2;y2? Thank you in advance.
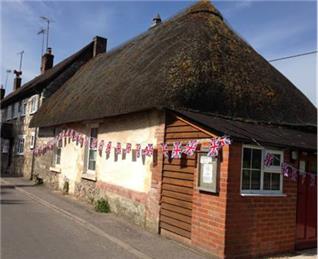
19;100;27;117
30;132;36;149
29;95;38;114
6;105;12;120
16;135;25;155
86;128;98;174
1;139;10;153
53;138;62;166
13;102;19;119
240;145;284;195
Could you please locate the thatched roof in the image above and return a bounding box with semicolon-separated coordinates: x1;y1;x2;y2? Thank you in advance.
1;41;95;107
30;1;316;128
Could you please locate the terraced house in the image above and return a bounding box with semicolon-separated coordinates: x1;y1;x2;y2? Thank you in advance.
15;1;318;258
0;36;107;179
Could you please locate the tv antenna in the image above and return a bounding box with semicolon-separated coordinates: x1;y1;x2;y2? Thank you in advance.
17;50;24;72
37;27;46;56
40;16;54;50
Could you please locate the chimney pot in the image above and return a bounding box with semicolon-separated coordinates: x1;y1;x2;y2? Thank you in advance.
151;13;162;28
93;36;107;57
41;48;54;74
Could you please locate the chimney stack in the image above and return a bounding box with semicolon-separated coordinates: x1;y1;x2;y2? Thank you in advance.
93;36;107;57
13;70;22;91
0;85;5;100
150;14;162;28
41;47;54;74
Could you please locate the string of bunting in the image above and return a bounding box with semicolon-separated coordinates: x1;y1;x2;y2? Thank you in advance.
33;129;231;160
264;153;316;186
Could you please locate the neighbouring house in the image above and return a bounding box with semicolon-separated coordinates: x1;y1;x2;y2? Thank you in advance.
30;1;316;258
0;36;107;179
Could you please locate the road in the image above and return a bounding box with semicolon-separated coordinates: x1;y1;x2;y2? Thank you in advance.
1;183;138;259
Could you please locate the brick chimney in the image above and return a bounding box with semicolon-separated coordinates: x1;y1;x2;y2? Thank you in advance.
93;36;107;57
13;70;22;91
0;84;5;100
41;47;54;73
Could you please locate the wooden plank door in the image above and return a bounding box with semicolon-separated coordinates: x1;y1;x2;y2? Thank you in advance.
296;158;317;250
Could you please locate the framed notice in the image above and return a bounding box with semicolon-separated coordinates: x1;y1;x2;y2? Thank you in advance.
198;154;218;193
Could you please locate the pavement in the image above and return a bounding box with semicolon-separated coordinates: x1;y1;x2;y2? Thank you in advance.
0;176;208;259
1;176;316;259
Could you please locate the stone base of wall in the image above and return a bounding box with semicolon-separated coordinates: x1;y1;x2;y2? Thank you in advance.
74;179;157;230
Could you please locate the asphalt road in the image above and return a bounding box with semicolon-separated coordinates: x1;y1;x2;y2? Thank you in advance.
1;184;138;259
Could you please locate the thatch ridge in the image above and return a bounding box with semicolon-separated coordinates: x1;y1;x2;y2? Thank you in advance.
30;1;316;128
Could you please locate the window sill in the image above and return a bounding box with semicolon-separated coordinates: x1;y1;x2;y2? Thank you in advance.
82;173;97;182
16;153;24;156
50;167;61;173
241;193;287;197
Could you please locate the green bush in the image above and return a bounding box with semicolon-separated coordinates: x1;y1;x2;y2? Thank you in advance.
95;198;110;213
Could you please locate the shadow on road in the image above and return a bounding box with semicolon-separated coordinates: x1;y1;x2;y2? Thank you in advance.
0;199;25;205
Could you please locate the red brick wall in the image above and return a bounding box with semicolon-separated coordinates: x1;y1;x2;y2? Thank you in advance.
191;144;230;258
224;143;298;258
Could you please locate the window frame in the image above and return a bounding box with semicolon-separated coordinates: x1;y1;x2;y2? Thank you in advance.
6;105;12;120
16;135;25;156
53;138;62;166
29;95;38;114
20;100;27;116
86;128;98;174
13;102;19;119
240;145;284;195
30;132;36;149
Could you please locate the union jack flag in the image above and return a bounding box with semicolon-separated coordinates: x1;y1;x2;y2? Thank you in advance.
143;144;153;157
160;143;169;159
291;169;298;181
105;141;112;155
217;136;231;147
281;162;290;177
171;142;182;159
72;131;78;142
126;143;132;154
207;138;220;157
136;144;141;158
182;140;198;156
264;153;274;167
98;140;105;155
115;142;121;155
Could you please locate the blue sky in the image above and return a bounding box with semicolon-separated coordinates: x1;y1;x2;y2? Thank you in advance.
1;1;317;105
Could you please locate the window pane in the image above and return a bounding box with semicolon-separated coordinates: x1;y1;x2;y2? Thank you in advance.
91;128;98;138
272;154;281;166
251;170;261;190
252;149;262;169
242;169;250;190
89;150;97;160
263;172;271;190
88;161;96;171
243;148;251;168
271;173;280;190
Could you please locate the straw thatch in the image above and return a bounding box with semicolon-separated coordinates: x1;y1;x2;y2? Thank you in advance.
30;1;316;128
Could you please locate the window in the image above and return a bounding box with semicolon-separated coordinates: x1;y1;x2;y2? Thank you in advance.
19;100;27;116
53;138;62;166
1;109;6;121
30;132;35;149
241;146;283;194
7;105;12;120
16;136;25;155
13;102;19;118
1;139;9;153
87;128;98;172
29;95;38;114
